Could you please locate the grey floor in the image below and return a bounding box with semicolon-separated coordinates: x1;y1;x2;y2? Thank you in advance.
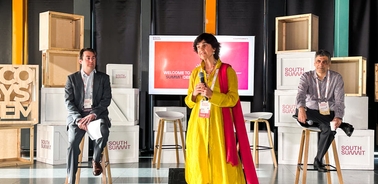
0;153;377;184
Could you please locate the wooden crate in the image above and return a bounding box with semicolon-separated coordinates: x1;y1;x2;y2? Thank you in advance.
0;125;34;167
108;125;139;163
39;11;84;51
330;56;366;96
275;13;318;53
0;65;39;125
42;50;80;87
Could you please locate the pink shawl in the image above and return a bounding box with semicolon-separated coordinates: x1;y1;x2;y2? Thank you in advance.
219;63;259;184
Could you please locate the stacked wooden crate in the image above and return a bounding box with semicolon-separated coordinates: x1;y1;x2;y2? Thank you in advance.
37;11;87;165
0;65;39;167
274;13;373;169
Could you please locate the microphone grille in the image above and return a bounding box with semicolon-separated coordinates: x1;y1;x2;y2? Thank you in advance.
198;71;204;78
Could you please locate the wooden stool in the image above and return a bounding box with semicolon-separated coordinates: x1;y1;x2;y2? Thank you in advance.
152;111;186;169
65;136;112;184
244;112;277;168
295;127;343;184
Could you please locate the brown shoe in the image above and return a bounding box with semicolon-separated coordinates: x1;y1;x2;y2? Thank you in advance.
92;160;103;176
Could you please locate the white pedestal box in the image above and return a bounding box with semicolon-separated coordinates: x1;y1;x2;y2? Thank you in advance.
153;107;187;132
108;88;139;125
277;52;315;89
36;124;89;165
328;129;374;170
107;125;139;163
247;131;275;164
106;64;133;88
278;126;318;165
344;96;368;130
274;90;298;127
153;132;186;163
40;87;66;125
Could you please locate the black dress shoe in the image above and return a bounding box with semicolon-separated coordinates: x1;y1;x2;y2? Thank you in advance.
339;123;354;137
313;159;328;172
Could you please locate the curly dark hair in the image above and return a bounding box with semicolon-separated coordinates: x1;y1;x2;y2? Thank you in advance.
193;33;221;60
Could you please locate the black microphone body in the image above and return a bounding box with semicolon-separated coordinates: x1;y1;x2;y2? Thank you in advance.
198;72;208;100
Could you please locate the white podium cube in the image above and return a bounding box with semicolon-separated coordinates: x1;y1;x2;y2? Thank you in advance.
274;90;298;127
36;124;89;165
328;129;374;170
106;64;133;88
344;96;368;130
107;125;139;163
40;87;66;125
277;52;315;89
108;88;139;125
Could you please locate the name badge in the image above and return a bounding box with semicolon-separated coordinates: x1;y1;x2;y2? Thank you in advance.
318;101;330;115
199;100;211;118
84;99;92;109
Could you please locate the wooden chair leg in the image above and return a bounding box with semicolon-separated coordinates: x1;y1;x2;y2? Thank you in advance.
302;130;310;184
156;120;165;169
173;120;179;164
178;119;186;161
264;120;277;167
332;140;344;184
325;151;332;184
152;119;163;164
253;121;258;166
295;130;306;184
101;145;112;184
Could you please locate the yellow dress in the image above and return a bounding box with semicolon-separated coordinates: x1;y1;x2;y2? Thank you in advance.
184;60;246;184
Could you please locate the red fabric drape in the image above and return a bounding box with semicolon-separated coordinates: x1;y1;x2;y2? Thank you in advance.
219;63;259;184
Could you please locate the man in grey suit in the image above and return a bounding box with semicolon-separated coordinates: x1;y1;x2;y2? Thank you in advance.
65;48;112;183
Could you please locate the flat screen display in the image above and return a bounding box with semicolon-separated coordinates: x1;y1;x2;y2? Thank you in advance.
149;35;255;96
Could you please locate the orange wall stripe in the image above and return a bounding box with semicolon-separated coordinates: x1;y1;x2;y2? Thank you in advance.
12;0;28;65
204;0;216;34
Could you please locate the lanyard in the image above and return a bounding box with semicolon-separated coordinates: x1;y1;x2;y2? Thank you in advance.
316;70;330;100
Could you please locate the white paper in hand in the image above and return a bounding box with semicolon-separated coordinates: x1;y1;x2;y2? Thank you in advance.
87;119;103;140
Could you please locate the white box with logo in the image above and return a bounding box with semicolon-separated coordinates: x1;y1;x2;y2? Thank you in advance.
278;126;318;165
153;132;186;163
277;52;315;89
36;124;89;165
108;88;139;125
107;125;139;163
247;131;275;164
274;90;298;127
153;107;187;132
241;101;252;132
106;64;133;88
328;129;374;170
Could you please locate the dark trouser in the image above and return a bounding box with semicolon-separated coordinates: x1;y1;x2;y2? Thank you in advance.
67;119;110;184
295;109;336;163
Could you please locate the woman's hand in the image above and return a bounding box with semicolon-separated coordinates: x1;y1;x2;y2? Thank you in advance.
193;83;205;97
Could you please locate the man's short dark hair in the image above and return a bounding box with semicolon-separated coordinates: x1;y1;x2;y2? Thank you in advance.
79;48;96;60
316;49;332;61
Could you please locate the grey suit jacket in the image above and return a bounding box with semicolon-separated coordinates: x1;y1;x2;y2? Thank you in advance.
65;71;112;127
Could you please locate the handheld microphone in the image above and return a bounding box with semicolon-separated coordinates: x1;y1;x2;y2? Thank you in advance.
198;72;208;100
306;120;313;125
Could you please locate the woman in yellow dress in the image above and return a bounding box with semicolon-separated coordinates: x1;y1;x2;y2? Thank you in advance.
185;33;258;184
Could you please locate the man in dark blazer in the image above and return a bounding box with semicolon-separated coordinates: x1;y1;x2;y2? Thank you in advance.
65;48;112;184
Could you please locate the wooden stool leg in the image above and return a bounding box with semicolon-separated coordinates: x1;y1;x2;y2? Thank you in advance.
253;121;259;166
173;120;179;164
152;119;163;164
295;130;306;184
264;120;277;167
178;119;186;161
101;145;112;184
302;129;311;184
325;151;332;184
157;120;165;169
332;140;343;184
